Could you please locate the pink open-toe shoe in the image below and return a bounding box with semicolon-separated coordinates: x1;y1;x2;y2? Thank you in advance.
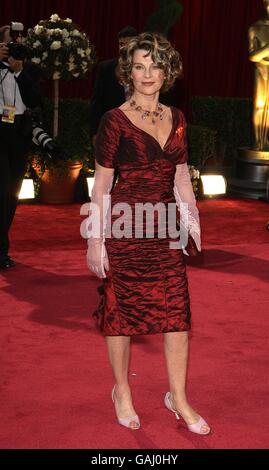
112;385;140;430
164;392;210;435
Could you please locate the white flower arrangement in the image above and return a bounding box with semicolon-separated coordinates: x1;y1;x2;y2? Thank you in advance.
25;13;96;81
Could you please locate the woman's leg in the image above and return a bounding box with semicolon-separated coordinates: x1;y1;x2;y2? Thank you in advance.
163;331;210;433
105;335;140;429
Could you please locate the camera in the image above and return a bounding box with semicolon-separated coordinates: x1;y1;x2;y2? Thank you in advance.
32;126;62;160
8;22;28;60
8;42;28;60
30;108;64;160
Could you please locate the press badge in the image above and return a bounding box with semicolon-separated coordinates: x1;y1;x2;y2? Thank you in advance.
2;105;16;123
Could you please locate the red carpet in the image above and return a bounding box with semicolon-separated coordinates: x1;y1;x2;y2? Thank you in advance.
0;198;269;449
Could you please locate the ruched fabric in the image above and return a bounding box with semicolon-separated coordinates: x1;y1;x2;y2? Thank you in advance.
93;107;191;336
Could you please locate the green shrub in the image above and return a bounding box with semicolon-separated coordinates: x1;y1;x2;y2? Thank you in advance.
187;124;217;170
190;96;254;165
41;97;93;166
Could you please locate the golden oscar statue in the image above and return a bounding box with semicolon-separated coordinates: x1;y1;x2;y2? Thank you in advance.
232;1;269;198
249;0;269;150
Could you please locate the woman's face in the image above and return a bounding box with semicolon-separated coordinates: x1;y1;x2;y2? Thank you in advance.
130;48;165;95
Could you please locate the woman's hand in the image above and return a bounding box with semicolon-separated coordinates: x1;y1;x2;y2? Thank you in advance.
189;230;201;252
87;239;110;279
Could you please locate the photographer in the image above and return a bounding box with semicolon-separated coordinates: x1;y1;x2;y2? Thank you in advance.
0;23;42;269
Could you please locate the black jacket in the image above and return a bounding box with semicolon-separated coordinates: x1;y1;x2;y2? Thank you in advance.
0;61;42;110
15;62;42;109
89;58;125;136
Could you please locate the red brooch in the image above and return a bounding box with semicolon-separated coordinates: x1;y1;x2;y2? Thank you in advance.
175;126;184;137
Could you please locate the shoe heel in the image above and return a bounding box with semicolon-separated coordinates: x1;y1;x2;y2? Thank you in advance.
112;384;116;403
164;392;181;420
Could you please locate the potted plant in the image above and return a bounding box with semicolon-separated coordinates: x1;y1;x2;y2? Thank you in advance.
30;97;94;203
25;14;96;203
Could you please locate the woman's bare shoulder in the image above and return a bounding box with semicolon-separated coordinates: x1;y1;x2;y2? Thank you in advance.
117;101;131;111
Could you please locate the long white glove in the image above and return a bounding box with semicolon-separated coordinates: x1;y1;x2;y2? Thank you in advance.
86;162;114;278
173;162;201;255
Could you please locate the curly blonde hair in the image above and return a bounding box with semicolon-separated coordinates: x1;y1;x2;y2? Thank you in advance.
118;32;183;93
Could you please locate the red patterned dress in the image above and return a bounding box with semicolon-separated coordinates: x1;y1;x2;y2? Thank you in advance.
93;107;191;336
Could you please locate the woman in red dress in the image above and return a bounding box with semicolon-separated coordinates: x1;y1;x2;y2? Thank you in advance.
86;32;210;435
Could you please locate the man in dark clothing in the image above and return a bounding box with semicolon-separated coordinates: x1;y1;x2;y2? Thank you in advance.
89;26;138;146
0;25;42;269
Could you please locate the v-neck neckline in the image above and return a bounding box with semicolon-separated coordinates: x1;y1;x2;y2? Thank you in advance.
116;106;176;152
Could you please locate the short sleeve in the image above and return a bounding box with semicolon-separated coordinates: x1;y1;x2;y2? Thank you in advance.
175;110;189;165
94;110;121;168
